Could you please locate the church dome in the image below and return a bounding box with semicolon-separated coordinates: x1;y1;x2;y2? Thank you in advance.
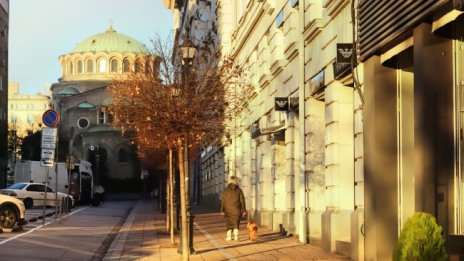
58;25;156;82
72;26;148;54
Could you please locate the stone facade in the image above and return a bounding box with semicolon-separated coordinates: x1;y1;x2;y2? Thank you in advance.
7;82;51;137
168;0;464;259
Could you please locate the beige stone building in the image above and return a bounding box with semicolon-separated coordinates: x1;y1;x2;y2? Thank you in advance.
168;0;464;259
7;82;51;137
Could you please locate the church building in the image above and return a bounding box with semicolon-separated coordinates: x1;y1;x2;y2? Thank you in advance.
51;26;155;183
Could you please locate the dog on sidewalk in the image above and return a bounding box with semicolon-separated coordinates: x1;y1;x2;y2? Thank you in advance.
247;219;258;241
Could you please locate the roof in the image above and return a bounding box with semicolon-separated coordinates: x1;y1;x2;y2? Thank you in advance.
82;125;119;134
71;26;148;54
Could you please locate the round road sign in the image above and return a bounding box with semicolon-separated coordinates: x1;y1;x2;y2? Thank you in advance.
42;109;60;128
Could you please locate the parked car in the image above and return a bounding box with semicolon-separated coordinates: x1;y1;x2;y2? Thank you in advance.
0;194;27;232
0;183;74;209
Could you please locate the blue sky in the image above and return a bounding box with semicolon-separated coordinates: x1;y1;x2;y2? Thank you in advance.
9;0;173;95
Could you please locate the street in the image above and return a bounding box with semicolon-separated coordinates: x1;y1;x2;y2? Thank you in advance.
0;201;132;260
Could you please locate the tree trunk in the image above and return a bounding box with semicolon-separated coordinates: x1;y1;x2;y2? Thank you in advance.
178;139;189;261
166;169;170;232
169;149;175;244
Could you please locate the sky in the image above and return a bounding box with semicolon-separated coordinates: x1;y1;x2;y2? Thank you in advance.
9;0;174;95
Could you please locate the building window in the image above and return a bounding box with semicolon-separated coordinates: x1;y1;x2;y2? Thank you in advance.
135;58;142;73
77;60;83;73
275;9;284;28
98;58;106;73
123;58;130;73
68;61;74;75
27;114;34;125
118;148;128;162
110;58;118;73
86;60;94;73
99;109;106;124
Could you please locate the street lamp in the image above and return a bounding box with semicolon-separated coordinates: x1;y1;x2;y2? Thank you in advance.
177;36;196;255
180;37;196;66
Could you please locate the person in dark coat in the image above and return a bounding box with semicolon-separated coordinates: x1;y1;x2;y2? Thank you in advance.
220;176;246;240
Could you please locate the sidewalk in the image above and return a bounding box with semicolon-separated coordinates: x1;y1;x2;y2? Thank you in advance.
103;201;350;261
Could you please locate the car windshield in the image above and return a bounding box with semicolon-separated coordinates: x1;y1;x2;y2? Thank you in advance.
7;183;27;190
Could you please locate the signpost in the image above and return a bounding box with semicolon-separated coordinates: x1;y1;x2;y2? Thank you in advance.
41;110;60;224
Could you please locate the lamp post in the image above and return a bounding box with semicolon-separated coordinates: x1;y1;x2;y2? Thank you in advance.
177;36;196;255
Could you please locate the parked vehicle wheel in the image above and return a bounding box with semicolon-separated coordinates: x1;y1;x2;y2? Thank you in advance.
0;205;17;232
23;198;33;209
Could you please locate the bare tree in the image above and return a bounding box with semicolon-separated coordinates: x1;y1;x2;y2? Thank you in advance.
108;34;251;260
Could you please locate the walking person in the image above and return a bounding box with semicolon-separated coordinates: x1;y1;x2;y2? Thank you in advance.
220;176;247;240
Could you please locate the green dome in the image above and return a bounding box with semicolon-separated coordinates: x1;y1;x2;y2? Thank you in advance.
72;26;148;54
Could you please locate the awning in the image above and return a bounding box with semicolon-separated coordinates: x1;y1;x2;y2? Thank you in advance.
260;124;286;135
432;9;463;32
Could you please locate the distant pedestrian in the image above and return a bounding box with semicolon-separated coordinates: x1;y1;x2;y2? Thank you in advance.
220;176;246;240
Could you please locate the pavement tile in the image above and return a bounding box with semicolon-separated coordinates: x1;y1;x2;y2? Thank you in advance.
103;200;351;261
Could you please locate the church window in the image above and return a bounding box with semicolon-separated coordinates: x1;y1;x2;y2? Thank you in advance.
77;60;83;73
68;62;74;75
110;58;119;73
86;60;94;73
123;58;130;73
135;58;142;73
77;117;90;129
118;148;128;162
99;109;106;124
98;58;106;73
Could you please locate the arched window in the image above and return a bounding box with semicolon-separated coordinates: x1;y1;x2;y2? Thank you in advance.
68;62;74;75
98;58;106;73
123;58;130;73
118;148;128;162
135;58;142;73
77;60;83;74
86;60;94;73
110;58;118;73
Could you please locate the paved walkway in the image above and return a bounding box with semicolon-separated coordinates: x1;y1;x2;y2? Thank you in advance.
103;200;350;261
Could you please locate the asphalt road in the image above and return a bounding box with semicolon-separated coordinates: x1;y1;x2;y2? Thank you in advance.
0;201;133;261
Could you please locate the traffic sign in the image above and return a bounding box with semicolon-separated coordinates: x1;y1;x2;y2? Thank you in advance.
41;128;57;149
42;109;60;128
41;148;55;167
